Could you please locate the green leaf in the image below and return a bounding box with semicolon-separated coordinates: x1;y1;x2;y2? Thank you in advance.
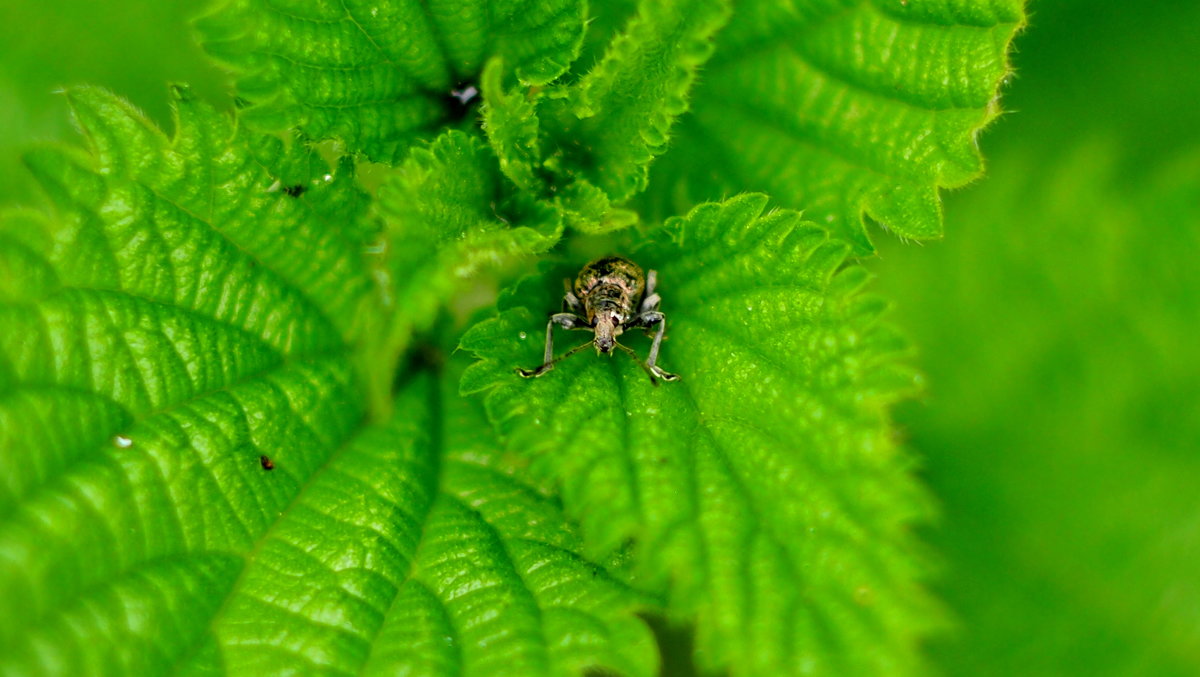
461;195;938;675
478;60;641;235
543;0;732;203
0;85;373;671
880;140;1200;676
195;0;586;162
31;85;380;338
0;87;653;676
477;0;731;234
373;129;561;394
480;59;544;193
180;368;658;676
636;0;1025;253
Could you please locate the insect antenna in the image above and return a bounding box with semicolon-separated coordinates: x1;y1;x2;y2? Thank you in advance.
614;342;662;386
518;340;594;378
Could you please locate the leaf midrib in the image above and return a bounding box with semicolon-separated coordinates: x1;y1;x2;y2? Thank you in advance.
168;401;382;675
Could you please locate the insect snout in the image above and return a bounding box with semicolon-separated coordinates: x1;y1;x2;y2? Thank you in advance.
595;334;615;354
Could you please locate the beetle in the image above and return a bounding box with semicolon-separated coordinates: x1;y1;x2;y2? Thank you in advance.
517;256;680;385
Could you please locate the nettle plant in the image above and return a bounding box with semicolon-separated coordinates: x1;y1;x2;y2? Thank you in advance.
0;1;1022;675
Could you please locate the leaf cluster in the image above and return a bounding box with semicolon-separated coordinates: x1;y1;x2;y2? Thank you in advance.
0;0;1024;675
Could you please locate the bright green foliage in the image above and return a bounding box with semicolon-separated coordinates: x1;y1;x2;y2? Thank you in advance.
638;0;1025;253
544;0;732;203
482;63;628;232
880;142;1200;676
0;88;653;676
189;0;1027;253
480;60;543;193
0;0;1035;672
196;0;586;162
0;85;375;672
183;369;658;676
480;58;630;240
373;129;561;409
869;2;1200;671
28;85;380;338
480;0;732;233
0;0;226;205
461;195;937;675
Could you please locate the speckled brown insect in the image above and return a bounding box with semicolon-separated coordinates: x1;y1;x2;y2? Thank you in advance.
518;256;679;385
259;455;275;471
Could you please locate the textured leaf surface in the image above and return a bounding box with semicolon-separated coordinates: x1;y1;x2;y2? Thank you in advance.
188;369;657;676
478;0;731;233
639;0;1025;252
372;129;561;400
0;85;375;673
544;0;731;203
461;195;937;675
0;88;653;676
377;129;562;313
196;0;585;162
480;59;543;194
478;61;643;236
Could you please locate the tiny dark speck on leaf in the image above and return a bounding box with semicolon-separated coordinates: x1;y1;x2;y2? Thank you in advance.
282;184;306;197
260;455;275;471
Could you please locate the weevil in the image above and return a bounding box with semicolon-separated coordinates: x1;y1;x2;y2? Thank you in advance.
518;256;680;385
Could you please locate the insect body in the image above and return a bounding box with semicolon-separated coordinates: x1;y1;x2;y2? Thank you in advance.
518;256;680;385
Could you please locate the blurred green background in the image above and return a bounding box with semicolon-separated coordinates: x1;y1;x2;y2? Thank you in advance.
0;0;225;205
877;1;1200;673
2;0;1196;674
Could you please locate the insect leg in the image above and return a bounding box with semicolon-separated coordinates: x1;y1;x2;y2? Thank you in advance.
611;311;679;384
542;313;585;362
614;342;663;386
640;312;680;382
518;313;588;378
640;292;661;314
564;291;584;314
636;306;661;338
562;279;585;314
639;271;661;314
